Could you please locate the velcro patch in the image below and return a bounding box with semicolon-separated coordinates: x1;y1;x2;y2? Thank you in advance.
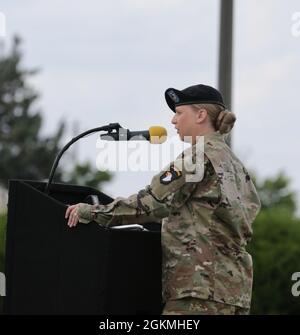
160;165;182;185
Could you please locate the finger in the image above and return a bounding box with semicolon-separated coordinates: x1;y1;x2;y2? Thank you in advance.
71;212;76;227
68;215;73;227
68;215;72;227
70;208;78;227
67;208;76;226
69;209;76;227
72;215;79;227
65;205;75;218
73;216;79;227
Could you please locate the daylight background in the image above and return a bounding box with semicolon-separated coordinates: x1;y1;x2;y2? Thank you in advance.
0;0;299;204
0;0;300;314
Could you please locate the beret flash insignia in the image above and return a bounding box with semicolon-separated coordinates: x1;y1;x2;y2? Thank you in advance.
167;90;180;103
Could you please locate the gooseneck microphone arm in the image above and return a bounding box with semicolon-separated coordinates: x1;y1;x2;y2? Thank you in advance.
45;123;123;195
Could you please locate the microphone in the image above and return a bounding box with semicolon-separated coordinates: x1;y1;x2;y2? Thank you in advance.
100;126;167;144
45;123;166;194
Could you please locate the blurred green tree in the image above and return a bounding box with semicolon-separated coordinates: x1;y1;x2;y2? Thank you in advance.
0;36;112;191
0;36;65;187
249;172;300;314
63;161;111;188
254;172;297;213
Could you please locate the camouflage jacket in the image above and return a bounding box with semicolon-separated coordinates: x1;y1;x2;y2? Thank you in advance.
77;131;261;308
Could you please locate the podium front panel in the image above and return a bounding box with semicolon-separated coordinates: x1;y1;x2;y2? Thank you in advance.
4;180;163;314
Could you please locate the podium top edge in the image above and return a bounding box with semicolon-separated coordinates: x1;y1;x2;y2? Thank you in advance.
8;179;113;201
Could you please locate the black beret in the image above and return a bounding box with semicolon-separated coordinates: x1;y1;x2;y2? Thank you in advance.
165;84;226;112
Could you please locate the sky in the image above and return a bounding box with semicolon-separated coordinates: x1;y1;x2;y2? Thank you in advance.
0;0;299;210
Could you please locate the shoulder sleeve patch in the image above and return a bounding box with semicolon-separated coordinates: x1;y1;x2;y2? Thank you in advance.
150;148;206;201
159;165;182;185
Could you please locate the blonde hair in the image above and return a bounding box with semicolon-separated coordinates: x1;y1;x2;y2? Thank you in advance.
192;103;236;134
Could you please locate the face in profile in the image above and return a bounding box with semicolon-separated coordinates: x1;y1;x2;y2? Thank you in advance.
171;105;204;143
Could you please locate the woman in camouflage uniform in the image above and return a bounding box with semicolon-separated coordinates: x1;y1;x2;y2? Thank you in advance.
65;84;261;315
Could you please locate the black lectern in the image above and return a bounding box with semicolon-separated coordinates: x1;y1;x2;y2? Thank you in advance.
4;180;162;314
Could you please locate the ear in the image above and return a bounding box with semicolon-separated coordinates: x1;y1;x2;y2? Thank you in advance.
195;108;208;124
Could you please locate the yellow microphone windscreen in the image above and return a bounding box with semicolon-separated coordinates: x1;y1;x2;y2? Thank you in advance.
149;126;167;144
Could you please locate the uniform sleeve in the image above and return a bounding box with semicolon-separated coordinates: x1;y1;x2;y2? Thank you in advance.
77;146;206;227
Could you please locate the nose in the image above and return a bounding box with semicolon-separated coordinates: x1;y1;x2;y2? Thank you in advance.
171;114;177;124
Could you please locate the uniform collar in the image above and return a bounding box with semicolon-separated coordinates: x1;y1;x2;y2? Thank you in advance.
203;130;226;141
191;131;227;146
187;131;227;155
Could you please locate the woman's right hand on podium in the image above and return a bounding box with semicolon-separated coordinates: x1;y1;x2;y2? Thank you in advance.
65;204;81;227
65;203;101;227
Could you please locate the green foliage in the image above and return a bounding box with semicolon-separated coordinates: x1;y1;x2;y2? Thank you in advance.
0;36;112;191
63;161;112;191
248;209;300;314
248;172;300;314
0;36;65;188
254;172;297;213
